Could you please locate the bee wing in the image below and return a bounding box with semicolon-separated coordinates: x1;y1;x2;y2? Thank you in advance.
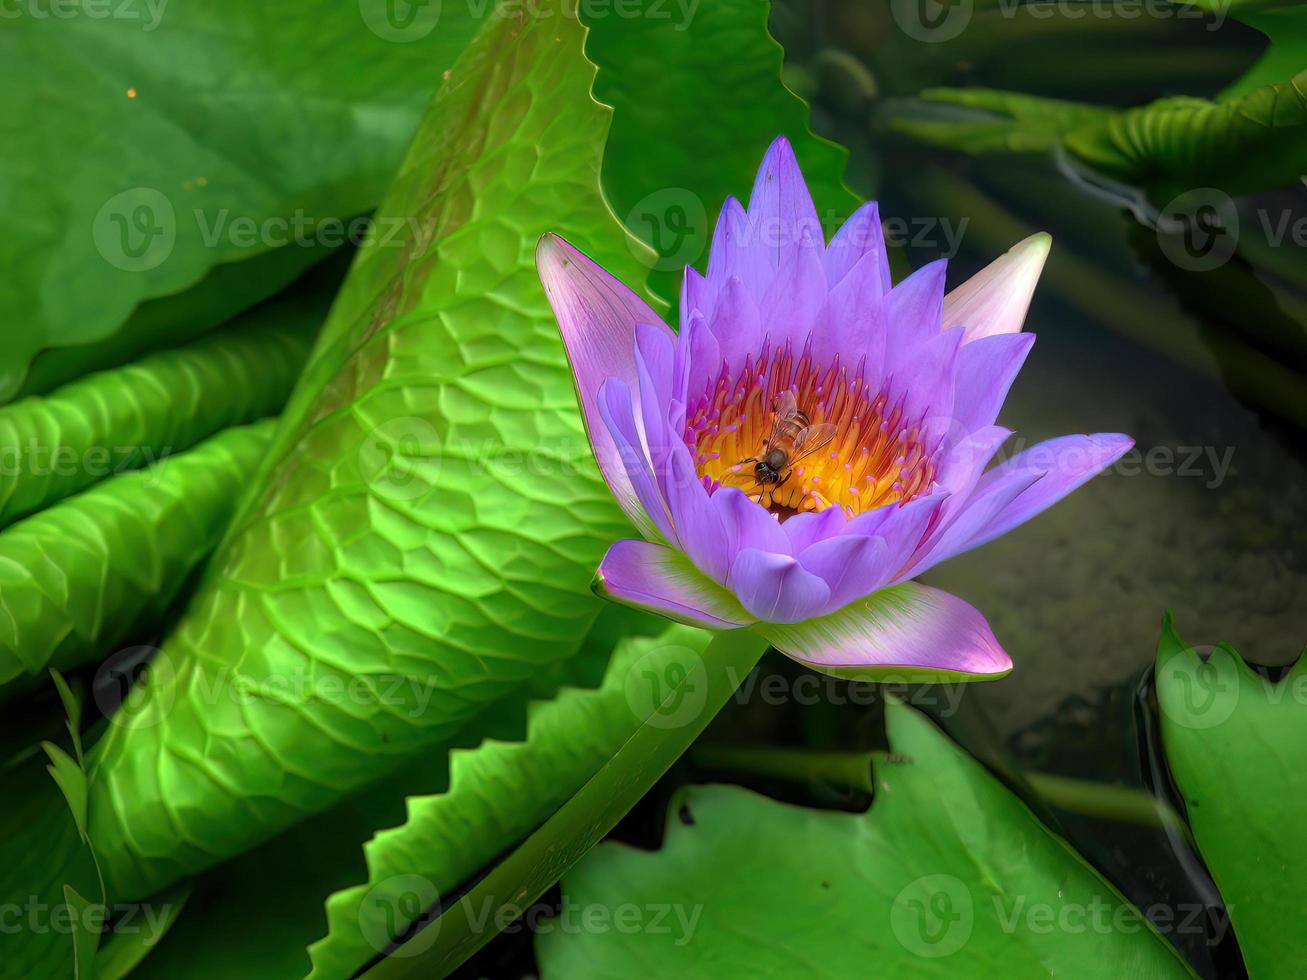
763;390;801;450
789;423;838;463
772;389;798;420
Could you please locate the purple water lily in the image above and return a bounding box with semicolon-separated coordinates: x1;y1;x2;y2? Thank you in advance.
538;137;1131;680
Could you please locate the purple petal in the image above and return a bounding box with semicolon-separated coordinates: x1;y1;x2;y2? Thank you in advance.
596;539;754;630
846;490;949;579
782;505;849;553
810;246;888;378
964;433;1134;549
677;311;720;407
713;487;790;555
756;582;1012;680
729;548;831;623
707;276;763;380
707;196;767;303
760;238;827;350
900;467;1043;579
943;233;1051;343
682;266;713;321
797;534;891;613
884;258;947;357
951;333;1035;431
597;379;676;544
745;136;824;283
887;326;963;426
825;201;891;294
537;235;672;538
664;447;734;585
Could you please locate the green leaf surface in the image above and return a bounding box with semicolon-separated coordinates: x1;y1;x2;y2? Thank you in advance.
84;0;660;903
0;0;486;398
1157;615;1307;980
0;420;276;700
306;622;716;980
0;306;313;530
583;0;860;304
360;629;767;979
537;702;1196;978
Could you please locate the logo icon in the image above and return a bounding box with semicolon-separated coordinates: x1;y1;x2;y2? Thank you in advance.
890;0;974;43
623;645;708;729
1156;645;1238;729
359;874;441;956
92;645;177;729
93;187;176;272
359;0;442;43
890;874;973;957
1157;188;1239;272
625;188;708;272
358;416;442;503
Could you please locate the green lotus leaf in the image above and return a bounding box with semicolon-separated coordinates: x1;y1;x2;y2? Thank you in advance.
0;420;276;701
0;308;312;530
83;0;660;903
1157;614;1307;980
537;701;1196;978
0;0;488;400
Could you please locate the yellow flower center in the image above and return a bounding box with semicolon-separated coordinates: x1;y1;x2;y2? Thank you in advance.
685;342;936;518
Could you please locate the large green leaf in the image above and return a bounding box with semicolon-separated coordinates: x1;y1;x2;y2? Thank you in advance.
305;623;715;980
359;629;767;979
582;0;860;303
0;0;486;399
1157;615;1307;980
83;0;660;903
537;701;1196;978
0;306;312;530
0;420;275;701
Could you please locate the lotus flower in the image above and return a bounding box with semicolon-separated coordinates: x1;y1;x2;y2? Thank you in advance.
537;137;1131;680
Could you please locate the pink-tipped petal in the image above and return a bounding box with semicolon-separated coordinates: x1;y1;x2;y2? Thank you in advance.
964;433;1134;549
943;233;1052;343
756;582;1012;681
537;234;673;537
596;539;754;630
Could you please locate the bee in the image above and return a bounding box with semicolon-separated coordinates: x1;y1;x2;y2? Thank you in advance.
738;390;837;491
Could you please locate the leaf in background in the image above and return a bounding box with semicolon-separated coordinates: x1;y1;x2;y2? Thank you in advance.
0;1;487;399
84;0;663;903
0;420;276;700
0;306;312;530
1156;615;1307;980
583;0;860;304
537;701;1196;978
305;623;716;980
889;68;1307;198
